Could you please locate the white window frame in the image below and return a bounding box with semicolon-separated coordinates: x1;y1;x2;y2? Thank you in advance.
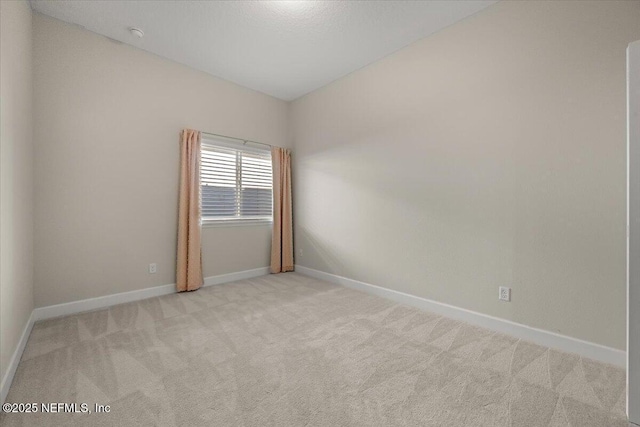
200;136;273;228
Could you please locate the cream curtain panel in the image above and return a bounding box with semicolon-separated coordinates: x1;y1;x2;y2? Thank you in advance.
270;147;294;273
177;129;203;292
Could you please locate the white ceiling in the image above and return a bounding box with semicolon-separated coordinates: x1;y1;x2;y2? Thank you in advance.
30;0;496;101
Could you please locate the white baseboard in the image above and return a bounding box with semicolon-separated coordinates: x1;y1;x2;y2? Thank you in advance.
1;311;35;405
0;267;271;405
33;283;176;321
33;267;270;322
295;265;626;367
204;267;270;286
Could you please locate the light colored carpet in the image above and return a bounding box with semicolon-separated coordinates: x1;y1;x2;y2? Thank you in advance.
1;273;628;426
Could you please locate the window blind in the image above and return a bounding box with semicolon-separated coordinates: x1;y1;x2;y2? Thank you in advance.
201;139;273;223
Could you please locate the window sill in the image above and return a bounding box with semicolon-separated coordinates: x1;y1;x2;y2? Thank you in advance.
202;218;273;228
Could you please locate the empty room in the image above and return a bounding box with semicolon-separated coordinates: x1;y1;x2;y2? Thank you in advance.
1;0;639;425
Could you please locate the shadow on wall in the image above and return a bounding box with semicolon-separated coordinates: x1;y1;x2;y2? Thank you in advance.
297;227;347;276
294;137;516;263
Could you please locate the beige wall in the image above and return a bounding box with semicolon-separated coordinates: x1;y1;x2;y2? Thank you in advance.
291;0;640;350
33;14;289;307
1;0;34;389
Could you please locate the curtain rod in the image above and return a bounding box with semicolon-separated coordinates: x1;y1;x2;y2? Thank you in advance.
201;131;273;148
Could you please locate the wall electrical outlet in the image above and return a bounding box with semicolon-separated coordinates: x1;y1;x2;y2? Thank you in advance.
298;248;303;257
149;263;157;274
499;286;511;302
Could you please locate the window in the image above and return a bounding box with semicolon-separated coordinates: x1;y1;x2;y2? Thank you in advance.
201;137;273;226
